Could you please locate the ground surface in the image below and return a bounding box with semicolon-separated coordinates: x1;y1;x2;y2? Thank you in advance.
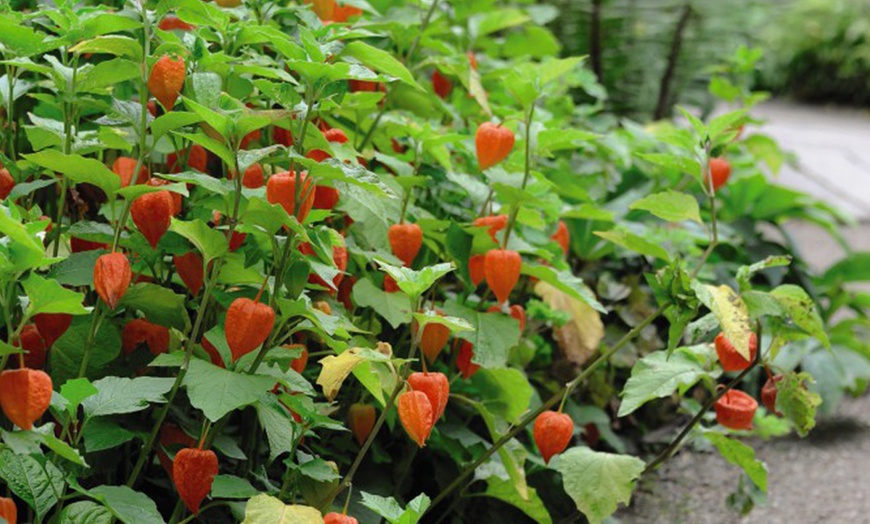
615;101;870;524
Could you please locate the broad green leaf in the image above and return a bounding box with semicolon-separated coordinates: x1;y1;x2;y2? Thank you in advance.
553;447;645;524
51;316;121;384
411;311;473;335
342;41;423;91
82;376;175;418
0;450;65;521
70;36;142;60
521;264;605;313
23;150;120;198
770;285;830;349
776;371;822;437
467;399;529;501
359;492;431;524
443;302;519;369
47;250;102;287
470;368;533;424
150;111;202;143
242;494;322;524
736;255;792;291
22;272;88;316
820;252;870;286
82;417;137;453
595;229;671;262
692;283;754;360
485;476;552;524
118;283;190;331
619;347;717;416
630;190;701;224
376;261;454;299
60;377;98;417
89;486;164;524
183;359;275;422
211;475;260;499
352;278;412;328
704;432;767;491
169;218;228;263
59;501;113;524
256;394;299;462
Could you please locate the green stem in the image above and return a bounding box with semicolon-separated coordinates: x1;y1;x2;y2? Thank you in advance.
76;301;107;378
51;56;78;257
501;103;536;248
424;306;664;515
691;141;715;279
6;63;15;160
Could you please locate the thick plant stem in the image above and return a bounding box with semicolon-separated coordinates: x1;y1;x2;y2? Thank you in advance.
691;141;716;279
76;301;107;378
643;322;763;475
425;306;664;514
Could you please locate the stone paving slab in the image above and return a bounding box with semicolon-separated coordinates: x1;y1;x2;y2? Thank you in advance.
753;101;870;220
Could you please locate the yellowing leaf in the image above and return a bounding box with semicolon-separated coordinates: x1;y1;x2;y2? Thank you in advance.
692;283;754;360
535;280;603;366
242;494;323;524
316;348;365;401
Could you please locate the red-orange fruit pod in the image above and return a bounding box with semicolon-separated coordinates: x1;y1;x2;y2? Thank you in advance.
16;325;47;369
158;15;194;31
174;252;204;296
383;274;400;293
715;389;758;430
332;3;363;22
468;52;479;71
408;371;449;421
706;157;731;191
201;338;224;368
761;375;783;416
0;368;53;430
398;390;434;447
167;145;208;174
266;171;316;222
475;122;515;171
388;223;423;267
484;249;522;304
533;410;574;464
33;313;72;348
473;215;508;243
228;163;265;189
173;447;219;515
71;237;108;253
414;314;451;363
0;168;14;200
487;304;526;332
148;55;186;111
313;186;340;210
347;403;376;446
299;242;347;290
456;340;480;379
122;319;170;355
552;220;570;254
131;191;173;248
272;126;293;147
0;497;16;524
288;345;309;373
112;157;149;187
146;177;182;215
94;252;132;309
468;254;485;286
225;298;275;362
714;332;757;372
432;70;453;99
324;513;359;524
229;231;246;252
157;424;196;480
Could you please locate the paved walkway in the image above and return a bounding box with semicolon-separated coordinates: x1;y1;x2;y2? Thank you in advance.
617;101;870;523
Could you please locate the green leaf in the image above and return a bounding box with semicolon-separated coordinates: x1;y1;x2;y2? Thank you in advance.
820;252;870;286
636;153;701;179
23;150;120;198
630;190;701;224
42;434;88;466
169;218;228;263
704;432;767;491
210;475;260;500
151;111;202;143
484;476;552;524
359;492;431;524
174;131;235;168
351;278;412;328
47;250;103;287
60;378;99;417
619;346;717;416
89;486;165;524
183;359;276;422
256;394;298;462
442;302;519;369
553;447;645;524
411;310;473;336
521;264;605;313
51;316;121;384
241;494;322;524
692;283;754;360
342;41;423;91
0;449;65;521
82;376;175;418
70;36;142;61
776;371;822;437
595;229;671;262
59;501;113;524
470;368;533;424
118;283;190;331
770;285;830;349
376;261;454;299
22;272;88;316
82;417;137;453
